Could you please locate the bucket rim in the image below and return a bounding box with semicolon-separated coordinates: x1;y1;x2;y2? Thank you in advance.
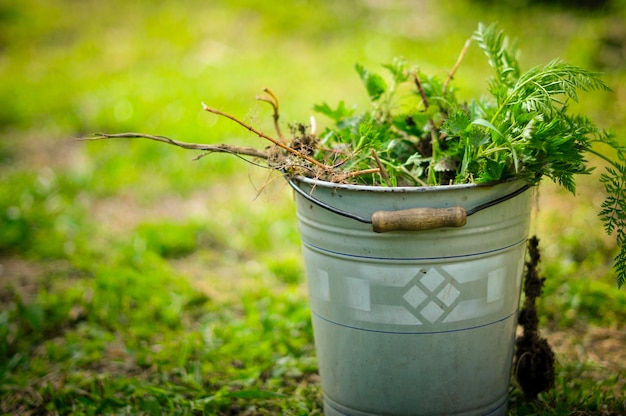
290;175;527;194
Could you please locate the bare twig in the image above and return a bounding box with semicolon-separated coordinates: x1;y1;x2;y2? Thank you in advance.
81;133;268;159
412;72;439;148
256;88;284;139
332;168;381;182
413;72;430;112
371;149;391;186
202;103;330;171
443;37;472;95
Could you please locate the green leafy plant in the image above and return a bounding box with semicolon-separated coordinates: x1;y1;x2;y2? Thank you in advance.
314;24;616;188
85;23;626;287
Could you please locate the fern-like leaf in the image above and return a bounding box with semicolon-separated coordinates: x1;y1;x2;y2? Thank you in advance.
600;164;626;287
509;60;610;115
473;22;520;95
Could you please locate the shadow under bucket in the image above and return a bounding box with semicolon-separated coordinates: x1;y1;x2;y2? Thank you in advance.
289;177;533;416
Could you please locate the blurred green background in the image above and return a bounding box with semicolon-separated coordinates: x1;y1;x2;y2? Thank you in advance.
1;0;625;414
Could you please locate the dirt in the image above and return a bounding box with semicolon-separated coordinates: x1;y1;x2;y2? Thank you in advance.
514;236;556;399
0;257;68;303
544;325;626;397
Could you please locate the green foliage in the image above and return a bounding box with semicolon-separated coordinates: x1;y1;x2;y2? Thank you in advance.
135;221;213;258
0;169;91;259
472;21;521;90
598;162;626;288
355;63;388;102
508;361;626;416
315;23;614;188
312;22;626;287
1;1;625;414
312;101;354;123
0;230;317;415
476;30;612;192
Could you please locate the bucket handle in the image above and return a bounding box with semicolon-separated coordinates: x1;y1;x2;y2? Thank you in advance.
286;176;530;233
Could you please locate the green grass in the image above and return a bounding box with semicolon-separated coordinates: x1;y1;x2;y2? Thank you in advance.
1;0;625;414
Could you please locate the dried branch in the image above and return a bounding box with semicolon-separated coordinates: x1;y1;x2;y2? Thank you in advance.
412;72;439;149
332;168;381;183
256;88;283;139
443;37;472;95
81;133;269;159
202;103;330;171
371;149;391;186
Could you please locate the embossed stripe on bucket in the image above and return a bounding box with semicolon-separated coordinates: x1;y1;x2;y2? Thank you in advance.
301;239;526;334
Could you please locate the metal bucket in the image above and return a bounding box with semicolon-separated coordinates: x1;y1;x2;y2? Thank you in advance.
289;176;533;416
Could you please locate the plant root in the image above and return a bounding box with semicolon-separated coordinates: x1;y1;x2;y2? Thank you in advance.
514;236;556;400
80;104;380;184
82;133;269;159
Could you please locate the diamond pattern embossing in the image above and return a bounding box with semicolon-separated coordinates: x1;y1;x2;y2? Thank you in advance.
437;283;461;307
403;285;427;309
402;267;462;324
421;268;445;292
421;302;445;322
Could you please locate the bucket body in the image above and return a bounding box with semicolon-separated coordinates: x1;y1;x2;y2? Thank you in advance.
292;177;533;416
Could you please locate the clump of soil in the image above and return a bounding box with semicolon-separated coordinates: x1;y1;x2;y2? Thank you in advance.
514;236;556;399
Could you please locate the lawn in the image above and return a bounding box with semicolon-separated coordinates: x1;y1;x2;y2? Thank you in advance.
1;0;625;414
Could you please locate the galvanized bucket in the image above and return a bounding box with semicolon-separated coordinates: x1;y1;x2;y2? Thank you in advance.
288;176;533;416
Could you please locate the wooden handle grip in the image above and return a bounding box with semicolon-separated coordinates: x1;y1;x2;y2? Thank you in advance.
372;206;467;233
